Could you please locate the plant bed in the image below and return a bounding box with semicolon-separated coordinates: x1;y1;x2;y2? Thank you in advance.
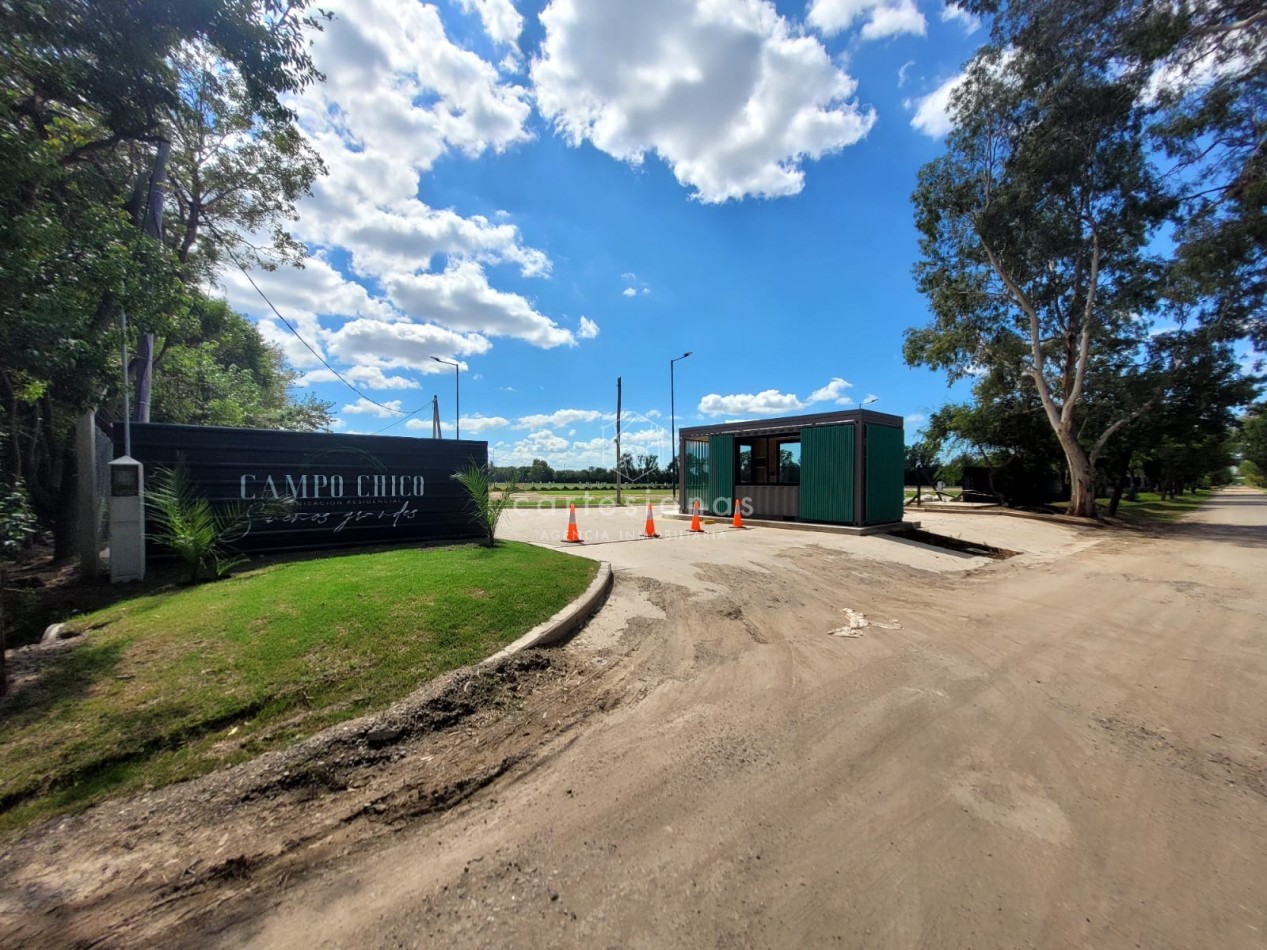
0;542;597;832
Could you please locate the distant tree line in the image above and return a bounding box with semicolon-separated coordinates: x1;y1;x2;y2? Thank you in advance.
491;453;674;487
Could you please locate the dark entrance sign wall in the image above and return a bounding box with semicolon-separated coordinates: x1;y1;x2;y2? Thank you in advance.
113;423;488;554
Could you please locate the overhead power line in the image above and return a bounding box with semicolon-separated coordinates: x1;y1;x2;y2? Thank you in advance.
205;222;438;428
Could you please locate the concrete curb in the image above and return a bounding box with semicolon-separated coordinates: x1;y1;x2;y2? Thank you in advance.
483;561;614;666
663;513;917;537
905;504;1106;528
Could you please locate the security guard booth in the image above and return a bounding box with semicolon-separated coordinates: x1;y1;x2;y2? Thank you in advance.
678;409;904;527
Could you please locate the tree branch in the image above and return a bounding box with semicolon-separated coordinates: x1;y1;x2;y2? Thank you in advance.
1066;228;1100;428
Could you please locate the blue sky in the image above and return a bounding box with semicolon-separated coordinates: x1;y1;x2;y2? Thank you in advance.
216;0;990;469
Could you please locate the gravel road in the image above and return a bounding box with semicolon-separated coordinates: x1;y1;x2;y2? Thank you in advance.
3;489;1264;948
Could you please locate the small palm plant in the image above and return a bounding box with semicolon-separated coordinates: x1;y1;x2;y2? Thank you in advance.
146;464;261;584
453;462;520;547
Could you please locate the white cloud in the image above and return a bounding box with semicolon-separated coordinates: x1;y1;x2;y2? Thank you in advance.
298;0;531;175
905;412;926;424
807;0;927;40
514;408;614;429
909;50;1017;138
384;261;576;348
909;70;964;138
211;0;579;392
862;0;927;40
698;377;860;417
460;414;512;434
940;3;981;34
578;316;600;339
1142;41;1247;107
341;397;404;418
299;366;421;390
518;429;572;455
455;0;524;46
402;414;506;437
807;376;854;405
698;389;804;417
326;318;490;371
531;0;876;203
897;59;915;87
622;287;638;297
315;202;550;282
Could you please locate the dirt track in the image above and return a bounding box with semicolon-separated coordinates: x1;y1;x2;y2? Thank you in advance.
3;489;1266;947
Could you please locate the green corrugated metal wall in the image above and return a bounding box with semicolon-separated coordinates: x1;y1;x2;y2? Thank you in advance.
707;433;735;515
864;424;904;524
799;424;854;523
684;439;709;513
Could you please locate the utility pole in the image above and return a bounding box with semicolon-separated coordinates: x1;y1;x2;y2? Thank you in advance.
670;351;692;505
615;376;622;505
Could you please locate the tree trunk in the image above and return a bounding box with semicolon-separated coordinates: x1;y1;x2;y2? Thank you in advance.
1061;436;1099;518
50;430;79;562
1107;467;1128;518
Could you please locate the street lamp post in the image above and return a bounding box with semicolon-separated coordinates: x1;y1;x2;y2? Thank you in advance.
431;356;460;439
670;351;692;504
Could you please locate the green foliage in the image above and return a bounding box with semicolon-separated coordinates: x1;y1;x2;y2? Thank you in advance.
0;480;38;561
1240;460;1265;488
0;479;38;695
1238;405;1267;474
960;0;1266;347
166;45;326;280
453;462;521;547
151;297;332;430
0;0;330;557
146;464;268;584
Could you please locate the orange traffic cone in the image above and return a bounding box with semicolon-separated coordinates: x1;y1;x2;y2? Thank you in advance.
732;497;746;529
643;501;660;538
564;503;582;543
688;499;705;533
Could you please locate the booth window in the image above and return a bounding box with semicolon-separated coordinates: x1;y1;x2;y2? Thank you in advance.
777;440;801;484
736;435;799;485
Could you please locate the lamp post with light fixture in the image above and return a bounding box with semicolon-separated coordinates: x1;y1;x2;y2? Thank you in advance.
431;356;460;439
670;351;692;504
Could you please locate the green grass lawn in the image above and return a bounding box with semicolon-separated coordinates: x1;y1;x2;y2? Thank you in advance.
1048;489;1214;523
0;542;596;832
1095;489;1215;524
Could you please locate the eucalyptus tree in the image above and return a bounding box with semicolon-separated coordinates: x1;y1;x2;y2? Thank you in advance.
906;47;1175;517
961;0;1266;346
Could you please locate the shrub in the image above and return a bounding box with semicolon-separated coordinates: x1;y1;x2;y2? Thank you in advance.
454;462;521;547
147;464;280;584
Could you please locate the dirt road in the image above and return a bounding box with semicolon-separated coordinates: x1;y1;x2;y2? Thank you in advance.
3;490;1266;947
